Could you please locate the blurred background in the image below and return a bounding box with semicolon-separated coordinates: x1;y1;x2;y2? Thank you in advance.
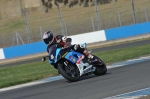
0;0;150;48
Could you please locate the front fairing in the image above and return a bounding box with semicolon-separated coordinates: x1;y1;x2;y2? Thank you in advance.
65;51;82;64
65;51;87;76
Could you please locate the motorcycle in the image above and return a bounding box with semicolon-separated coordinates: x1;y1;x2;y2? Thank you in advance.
42;43;107;82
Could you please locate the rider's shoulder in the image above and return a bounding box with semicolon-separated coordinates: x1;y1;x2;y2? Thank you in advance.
56;35;64;39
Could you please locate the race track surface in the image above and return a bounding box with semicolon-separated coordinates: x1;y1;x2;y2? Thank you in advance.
0;39;150;99
0;61;150;99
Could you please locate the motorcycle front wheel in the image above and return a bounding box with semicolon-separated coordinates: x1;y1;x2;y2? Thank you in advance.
57;62;80;82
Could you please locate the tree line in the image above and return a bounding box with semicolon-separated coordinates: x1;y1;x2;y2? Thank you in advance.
41;0;117;10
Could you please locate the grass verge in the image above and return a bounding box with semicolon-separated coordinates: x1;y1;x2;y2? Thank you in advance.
138;95;150;99
0;44;150;88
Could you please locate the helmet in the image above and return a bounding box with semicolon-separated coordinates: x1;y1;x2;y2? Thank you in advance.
43;31;54;44
62;36;67;43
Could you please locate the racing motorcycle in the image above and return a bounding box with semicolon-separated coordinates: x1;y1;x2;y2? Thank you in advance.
42;43;107;82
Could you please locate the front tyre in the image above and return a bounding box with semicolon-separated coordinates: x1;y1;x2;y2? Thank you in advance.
57;62;80;82
93;55;107;76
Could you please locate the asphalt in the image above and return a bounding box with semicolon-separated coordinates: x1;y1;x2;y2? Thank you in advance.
0;60;150;99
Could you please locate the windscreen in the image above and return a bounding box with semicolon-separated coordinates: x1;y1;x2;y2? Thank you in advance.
49;45;56;54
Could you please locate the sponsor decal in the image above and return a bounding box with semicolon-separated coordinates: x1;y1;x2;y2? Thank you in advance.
62;52;68;57
68;56;76;63
69;55;72;59
76;55;82;64
72;58;76;63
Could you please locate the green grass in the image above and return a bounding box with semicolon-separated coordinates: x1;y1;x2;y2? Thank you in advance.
0;62;58;88
94;45;150;64
0;44;150;88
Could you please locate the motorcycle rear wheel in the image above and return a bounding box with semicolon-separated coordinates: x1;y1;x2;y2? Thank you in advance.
57;62;80;82
93;55;107;76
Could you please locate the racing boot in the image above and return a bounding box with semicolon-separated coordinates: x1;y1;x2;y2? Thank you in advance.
83;50;98;64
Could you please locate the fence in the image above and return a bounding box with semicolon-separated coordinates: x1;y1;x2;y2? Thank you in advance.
0;0;150;48
1;21;150;59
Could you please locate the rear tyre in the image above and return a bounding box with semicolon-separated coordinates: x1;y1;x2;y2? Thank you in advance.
57;62;80;82
93;55;107;76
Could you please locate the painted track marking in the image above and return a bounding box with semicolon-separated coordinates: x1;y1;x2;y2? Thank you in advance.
0;55;150;99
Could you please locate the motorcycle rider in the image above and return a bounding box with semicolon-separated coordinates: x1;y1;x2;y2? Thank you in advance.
43;31;65;53
42;31;96;62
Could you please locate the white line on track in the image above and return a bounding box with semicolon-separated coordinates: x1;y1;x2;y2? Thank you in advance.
0;76;64;92
0;55;150;99
104;87;150;99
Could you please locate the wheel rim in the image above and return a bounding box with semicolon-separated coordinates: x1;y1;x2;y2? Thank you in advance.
63;65;79;78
